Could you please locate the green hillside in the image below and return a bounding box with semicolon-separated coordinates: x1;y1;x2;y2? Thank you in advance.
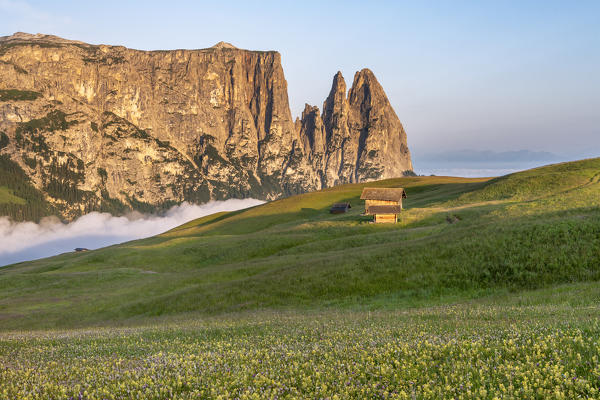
0;186;25;204
0;154;56;221
2;158;600;399
1;158;599;330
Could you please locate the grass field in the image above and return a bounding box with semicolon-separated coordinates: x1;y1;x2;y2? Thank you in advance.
1;158;600;398
0;186;25;205
1;294;599;399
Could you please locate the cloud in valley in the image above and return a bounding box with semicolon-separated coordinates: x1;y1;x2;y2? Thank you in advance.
0;199;264;266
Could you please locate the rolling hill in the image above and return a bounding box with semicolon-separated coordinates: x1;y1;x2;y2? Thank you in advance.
1;157;599;331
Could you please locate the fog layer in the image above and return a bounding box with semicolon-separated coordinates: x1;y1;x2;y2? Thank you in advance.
0;199;264;266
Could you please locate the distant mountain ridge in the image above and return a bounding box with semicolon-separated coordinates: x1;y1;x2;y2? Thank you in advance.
0;33;412;221
417;149;561;164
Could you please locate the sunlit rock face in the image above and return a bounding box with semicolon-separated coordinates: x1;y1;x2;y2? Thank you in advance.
0;33;412;220
299;70;413;187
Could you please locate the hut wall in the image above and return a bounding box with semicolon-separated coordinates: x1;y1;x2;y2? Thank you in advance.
374;214;397;223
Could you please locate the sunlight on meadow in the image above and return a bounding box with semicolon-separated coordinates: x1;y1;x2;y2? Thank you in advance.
1;307;599;399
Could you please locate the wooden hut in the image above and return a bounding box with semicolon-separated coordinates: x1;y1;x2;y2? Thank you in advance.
360;187;406;223
330;202;351;214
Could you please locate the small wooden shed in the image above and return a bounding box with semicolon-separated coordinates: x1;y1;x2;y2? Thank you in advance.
360;187;407;223
330;202;351;214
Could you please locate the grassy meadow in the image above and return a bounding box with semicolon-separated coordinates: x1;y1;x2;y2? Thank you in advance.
1;158;600;398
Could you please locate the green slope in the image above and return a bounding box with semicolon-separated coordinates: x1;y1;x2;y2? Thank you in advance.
0;154;56;221
1;158;599;330
0;186;25;204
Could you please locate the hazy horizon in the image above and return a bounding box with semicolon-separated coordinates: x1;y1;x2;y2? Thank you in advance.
0;0;598;161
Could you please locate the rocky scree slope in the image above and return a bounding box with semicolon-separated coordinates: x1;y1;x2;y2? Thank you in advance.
0;32;412;220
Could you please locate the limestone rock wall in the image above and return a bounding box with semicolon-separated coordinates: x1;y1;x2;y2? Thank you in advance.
0;33;412;220
298;70;413;187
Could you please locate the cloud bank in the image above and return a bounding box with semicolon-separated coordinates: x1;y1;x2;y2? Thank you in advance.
0;199;264;266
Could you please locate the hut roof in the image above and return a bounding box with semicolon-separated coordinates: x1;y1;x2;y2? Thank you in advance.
331;202;351;209
360;187;406;201
330;202;351;213
365;205;403;215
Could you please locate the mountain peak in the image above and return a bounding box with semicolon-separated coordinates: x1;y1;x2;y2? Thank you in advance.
0;32;88;46
0;34;412;221
210;41;237;49
356;68;374;77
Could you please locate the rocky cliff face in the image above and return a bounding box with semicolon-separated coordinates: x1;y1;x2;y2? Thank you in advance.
299;70;413;187
0;33;412;220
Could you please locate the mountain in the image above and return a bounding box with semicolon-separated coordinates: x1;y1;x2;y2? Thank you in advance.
0;32;412;220
298;71;412;186
416;149;562;164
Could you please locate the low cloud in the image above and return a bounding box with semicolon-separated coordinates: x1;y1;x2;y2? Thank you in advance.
0;199;264;266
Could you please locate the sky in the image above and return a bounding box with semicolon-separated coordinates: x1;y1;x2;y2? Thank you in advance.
1;0;599;160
